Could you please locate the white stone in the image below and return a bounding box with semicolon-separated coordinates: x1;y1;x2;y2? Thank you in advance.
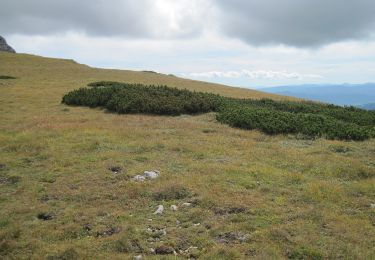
144;170;160;179
181;202;192;207
154;205;164;215
133;255;142;260
170;205;178;211
133;175;146;181
371;203;375;209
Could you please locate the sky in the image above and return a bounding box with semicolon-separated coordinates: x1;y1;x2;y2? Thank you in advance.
1;0;375;88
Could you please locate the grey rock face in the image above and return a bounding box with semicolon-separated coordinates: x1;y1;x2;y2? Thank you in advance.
0;36;16;53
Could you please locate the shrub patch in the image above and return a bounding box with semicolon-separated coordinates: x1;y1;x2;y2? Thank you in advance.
62;82;375;141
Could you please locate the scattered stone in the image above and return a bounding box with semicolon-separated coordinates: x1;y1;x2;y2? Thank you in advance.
155;245;175;255
170;205;178;211
133;175;146;182
133;255;143;260
96;226;121;237
133;170;160;181
144;170;160;179
108;166;122;174
215;232;249;244
146;226;167;241
150;248;155;254
370;203;375;209
154;205;164;215
181;202;192;207
193;223;201;226
37;212;54;221
176;220;181;225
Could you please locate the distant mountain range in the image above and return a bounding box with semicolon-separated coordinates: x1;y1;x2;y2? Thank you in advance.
261;83;375;110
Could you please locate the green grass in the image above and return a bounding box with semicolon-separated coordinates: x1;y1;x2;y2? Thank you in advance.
0;52;374;259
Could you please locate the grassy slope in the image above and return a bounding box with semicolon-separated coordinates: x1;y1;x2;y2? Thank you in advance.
0;52;374;259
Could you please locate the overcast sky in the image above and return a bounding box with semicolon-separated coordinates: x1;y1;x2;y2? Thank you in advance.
1;0;375;87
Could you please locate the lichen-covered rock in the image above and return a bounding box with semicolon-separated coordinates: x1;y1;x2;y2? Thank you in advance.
0;36;16;53
144;170;160;179
155;245;175;255
154;205;164;215
133;175;146;181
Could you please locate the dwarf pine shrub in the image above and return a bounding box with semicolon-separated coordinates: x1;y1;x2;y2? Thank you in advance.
62;82;375;141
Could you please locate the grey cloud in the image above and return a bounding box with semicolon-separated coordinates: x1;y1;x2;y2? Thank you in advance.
1;0;375;47
0;0;202;38
214;0;375;47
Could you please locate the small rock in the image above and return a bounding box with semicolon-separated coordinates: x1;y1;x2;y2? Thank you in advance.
133;255;142;260
193;223;201;226
154;205;164;215
150;248;155;254
96;226;121;237
170;205;178;211
144;170;160;179
176;220;181;225
215;231;249;244
371;203;375;209
83;223;92;231
133;175;146;182
181;202;192;207
108;166;122;174
155;245;175;255
37;212;54;221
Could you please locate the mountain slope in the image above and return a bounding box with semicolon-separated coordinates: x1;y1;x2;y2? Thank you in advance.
0;52;374;259
0;52;290;100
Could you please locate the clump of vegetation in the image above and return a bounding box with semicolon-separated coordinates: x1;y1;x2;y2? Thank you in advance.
0;75;16;79
62;82;375;140
216;105;373;141
63;83;223;116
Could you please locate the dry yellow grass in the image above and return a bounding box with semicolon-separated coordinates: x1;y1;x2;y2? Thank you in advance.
0;52;374;259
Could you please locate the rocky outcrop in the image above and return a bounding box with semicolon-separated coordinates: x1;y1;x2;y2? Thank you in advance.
0;36;16;53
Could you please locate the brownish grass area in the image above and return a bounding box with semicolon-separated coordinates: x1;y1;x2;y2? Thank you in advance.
0;52;374;259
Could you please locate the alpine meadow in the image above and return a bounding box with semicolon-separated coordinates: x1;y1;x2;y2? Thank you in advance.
1;51;375;259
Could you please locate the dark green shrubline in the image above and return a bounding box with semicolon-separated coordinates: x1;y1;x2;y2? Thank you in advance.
62;82;375;141
62;83;224;116
0;75;16;79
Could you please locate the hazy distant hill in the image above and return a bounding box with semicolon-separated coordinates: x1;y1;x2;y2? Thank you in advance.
261;83;375;109
359;103;375;110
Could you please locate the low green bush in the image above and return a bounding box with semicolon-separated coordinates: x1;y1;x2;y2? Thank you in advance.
216;106;372;141
0;75;16;79
62;82;375;141
63;84;223;115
